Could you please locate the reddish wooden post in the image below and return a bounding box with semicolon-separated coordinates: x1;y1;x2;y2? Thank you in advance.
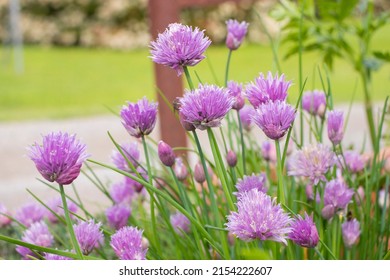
148;0;186;154
148;0;242;154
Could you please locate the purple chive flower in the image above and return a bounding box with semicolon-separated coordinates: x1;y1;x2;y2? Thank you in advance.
28;132;89;185
226;189;291;244
342;219;361;248
44;252;72;260
158;141;175;167
288;143;336;185
73;219;104;255
179;84;234;130
16;221;54;259
235;173;267;197
170;212;191;235
110;226;147;260
226;150;238;167
342;150;366;173
174;157;188;181
120;97;158;138
252;100;296;140
302;90;327;117
227;81;245;110
109;180;135;205
245;72;291;108
239;105;255;131
194;162;206;184
150;23;211;76
327;110;344;145
322;179;354;219
111;142;140;171
0;204;11;227
16;203;45;227
225;19;249;50
45;197;78;223
288;213;319;248
106;204;131;230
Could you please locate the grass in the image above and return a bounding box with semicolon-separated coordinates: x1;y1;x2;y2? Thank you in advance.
0;25;389;121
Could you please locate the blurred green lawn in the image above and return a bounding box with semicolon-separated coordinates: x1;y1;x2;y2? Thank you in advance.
0;28;389;121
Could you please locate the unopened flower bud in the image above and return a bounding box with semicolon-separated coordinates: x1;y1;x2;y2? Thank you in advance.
174;157;188;181
158;141;175;167
194;163;206;184
226;150;238;167
321;204;335;220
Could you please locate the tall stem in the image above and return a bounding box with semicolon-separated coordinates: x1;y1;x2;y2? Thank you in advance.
237;110;247;174
184;66;194;90
59;184;84;260
141;135;160;253
224;50;232;87
275;140;285;205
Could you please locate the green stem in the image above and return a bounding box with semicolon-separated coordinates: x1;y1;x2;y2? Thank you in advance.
275;140;286;205
314;247;325;260
183;66;195;90
141;135;160;254
224;50;232;87
360;69;376;150
237;110;247;174
59;184;84;259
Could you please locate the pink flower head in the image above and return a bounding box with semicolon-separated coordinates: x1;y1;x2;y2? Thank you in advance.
245;72;291;108
110;226;147;260
73;219;104;255
288;213;319;248
16;221;54;259
111;142;140;171
225;19;249;50
28;132;89;185
170;212;191;235
226;189;291;245
121;97;158;138
150;23;211;76
16;203;45;227
252;100;296;140
106;204;131;230
302;90;326;116
109;179;135;205
239;105;255;131
227;80;245;110
179;84;234;130
327;110;344;145
342;219;360;248
234;173;267;198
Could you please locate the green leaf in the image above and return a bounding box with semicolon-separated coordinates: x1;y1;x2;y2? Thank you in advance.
373;51;390;63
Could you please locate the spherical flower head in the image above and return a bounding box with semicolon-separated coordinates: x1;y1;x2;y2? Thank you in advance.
44;252;72;260
73;219;104;255
120;97;158;138
245;72;291;108
225;19;249;50
0;204;12;227
174;157;188;181
302;90;326;116
170;212;191;235
158;140;175;167
111;142;140;171
45;197;78;223
150;23;211;76
327;110;344;145
109;179;135;205
227;80;245;110
342;219;360;248
28;132;89;185
288;143;336;185
16;203;45;227
179;84;234;130
226;189;291;244
106;204;131;230
342;150;366;173
16;221;54;259
234;173;267;198
324;179;354;211
239;105;255;131
110;226;147;260
288;213;319;248
252;100;296;140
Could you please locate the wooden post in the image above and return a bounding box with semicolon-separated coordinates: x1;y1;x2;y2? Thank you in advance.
148;0;242;154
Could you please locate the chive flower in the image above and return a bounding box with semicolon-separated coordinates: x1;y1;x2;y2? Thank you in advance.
111;142;140;171
106;204;131;230
170;212;191;235
225;19;249;51
288;213;319;248
15;203;45;227
342;219;361;248
227;80;245;110
150;23;211;76
110;226;147;260
327;110;344;145
302;90;326;117
234;173;268;197
73;219;104;255
28;132;89;185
